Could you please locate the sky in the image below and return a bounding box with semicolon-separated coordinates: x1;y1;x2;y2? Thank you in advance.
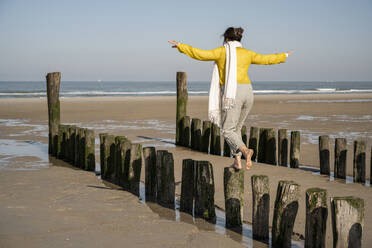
0;0;371;82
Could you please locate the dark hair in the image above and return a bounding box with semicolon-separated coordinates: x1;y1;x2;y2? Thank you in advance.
223;27;244;43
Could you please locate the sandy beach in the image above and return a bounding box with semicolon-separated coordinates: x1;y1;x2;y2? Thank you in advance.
1;93;372;247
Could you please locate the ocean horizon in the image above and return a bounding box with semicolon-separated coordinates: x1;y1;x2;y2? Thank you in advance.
0;80;371;98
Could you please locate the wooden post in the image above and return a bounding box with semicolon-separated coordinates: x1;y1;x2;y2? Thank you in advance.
249;126;259;161
181;116;191;147
223;139;231;157
84;129;95;171
278;129;288;167
78;128;86;169
251;175;270;243
194;161;216;223
74;127;80;166
57;124;64;159
211;123;221;156
143;147;157;201
99;133;108;176
201;120;211;153
180;159;195;214
116;136;131;187
102;134;116;181
156;150;168;202
191;118;202;150
305;188;328;248
265;128;277;165
353;140;366;183
319;135;330;175
290;131;300;168
223;167;244;229
176;72;188;146
258;128;268;163
272;180;300;248
127;143;142;196
334;138;347;179
46;72;61;156
68;126;77;166
65;125;72;162
158;151;175;208
241;125;248;146
60;125;68;160
331;196;364;248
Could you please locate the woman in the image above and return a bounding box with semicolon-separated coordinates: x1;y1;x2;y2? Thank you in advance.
169;27;293;170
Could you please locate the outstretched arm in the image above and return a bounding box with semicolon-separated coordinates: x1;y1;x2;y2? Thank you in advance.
251;50;294;65
168;40;222;61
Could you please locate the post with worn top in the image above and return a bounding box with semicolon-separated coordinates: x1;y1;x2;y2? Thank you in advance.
157;151;175;208
57;124;65;159
127;143;142;196
278;129;288;167
69;126;77;166
46;72;61;156
290;131;300;168
223;139;231;157
258;128;268;163
201;120;211;153
249;126;259;161
224;167;244;230
319;135;330;175
176;72;188;146
84;129;95;171
353;140;366;183
191;118;202;150
99;133;108;177
331;196;364;248
265;128;277;165
251;175;270;243
143;147;157;201
102;134;116;182
116;136;131;187
305;188;328;248
334;138;347;179
272;180;300;248
194;161;216;223
180;159;195;214
211;123;221;156
181;116;191;147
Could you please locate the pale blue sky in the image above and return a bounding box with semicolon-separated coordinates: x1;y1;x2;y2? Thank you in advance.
0;0;371;81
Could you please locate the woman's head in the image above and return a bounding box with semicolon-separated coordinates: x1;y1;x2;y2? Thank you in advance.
223;27;244;43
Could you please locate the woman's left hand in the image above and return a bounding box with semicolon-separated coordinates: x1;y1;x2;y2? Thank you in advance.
168;40;179;48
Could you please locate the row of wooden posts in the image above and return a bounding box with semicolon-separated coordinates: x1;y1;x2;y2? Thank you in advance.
46;72;365;247
319;136;371;183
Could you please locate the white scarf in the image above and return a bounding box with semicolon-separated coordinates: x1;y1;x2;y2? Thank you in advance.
208;41;242;127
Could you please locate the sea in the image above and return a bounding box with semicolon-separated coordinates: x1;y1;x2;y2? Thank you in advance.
0;80;371;98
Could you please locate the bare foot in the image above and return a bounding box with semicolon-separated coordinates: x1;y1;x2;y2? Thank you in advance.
231;155;242;170
239;146;254;170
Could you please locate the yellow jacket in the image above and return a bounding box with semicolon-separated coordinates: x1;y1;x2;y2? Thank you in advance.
177;43;287;84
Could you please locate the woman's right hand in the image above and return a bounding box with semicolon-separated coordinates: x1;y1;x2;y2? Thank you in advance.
168;40;179;48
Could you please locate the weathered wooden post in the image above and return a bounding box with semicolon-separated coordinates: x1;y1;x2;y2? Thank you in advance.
319;135;330;175
158;151;175;208
57;124;65;159
64;125;72;162
249;126;259;161
127;143;142;196
194;161;216;223
156;150;168;202
84;129;95;171
46;72;61;156
201;120;211;153
223;139;231;157
305;188;328;248
251;175;270;243
191;118;202;150
334;138;347;179
272;180;300;248
78;128;86;169
290;131;300;168
116;136;131;187
278;129;288;167
265;128;277;165
176;72;188;146
68;126;77;166
99;133;107;176
353;140;366;183
241;125;248;146
224;167;244;229
180;159;195;214
181;116;191;147
143;147;157;201
331;196;364;248
74;127;80;166
102;134;116;181
258;128;268;163
210;123;221;156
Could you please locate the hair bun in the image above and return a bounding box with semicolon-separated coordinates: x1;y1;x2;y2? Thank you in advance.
235;27;244;38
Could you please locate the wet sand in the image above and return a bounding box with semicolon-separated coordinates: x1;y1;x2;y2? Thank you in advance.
1;94;372;247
